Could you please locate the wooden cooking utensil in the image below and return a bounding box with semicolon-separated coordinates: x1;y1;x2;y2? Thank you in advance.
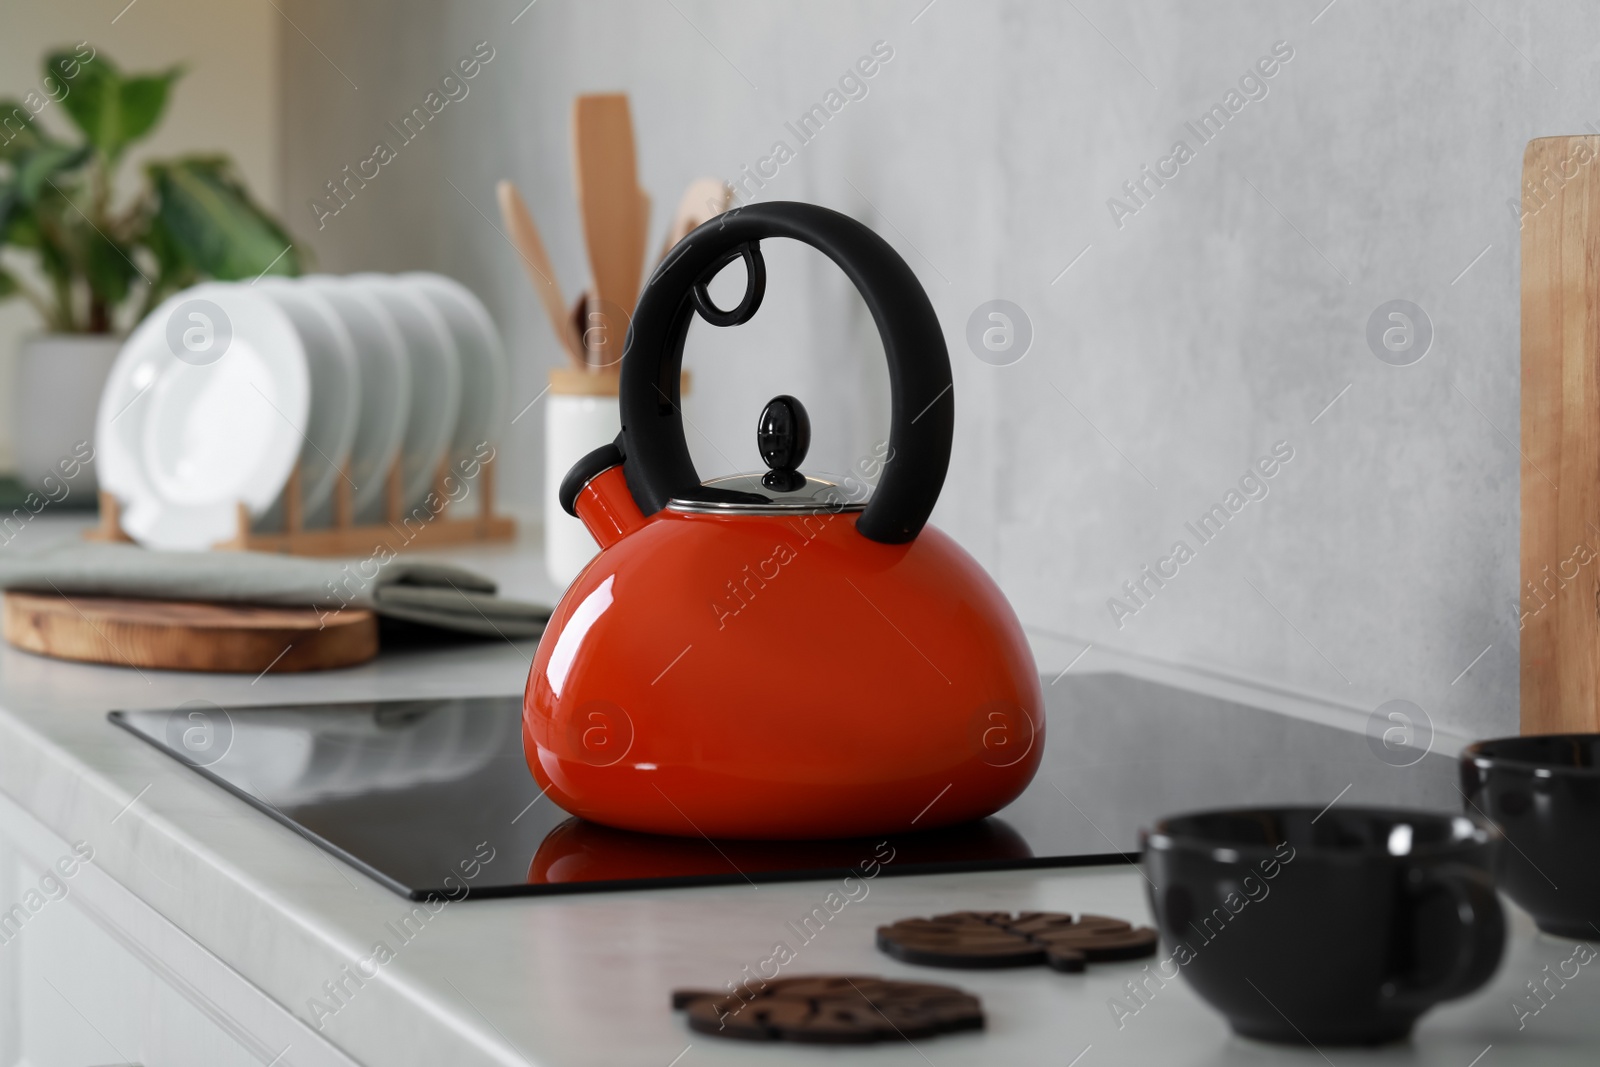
573;94;644;367
658;178;733;263
634;188;651;301
569;291;592;367
2;591;377;673
497;180;584;368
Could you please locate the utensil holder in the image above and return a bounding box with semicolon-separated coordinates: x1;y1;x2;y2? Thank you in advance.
544;368;689;586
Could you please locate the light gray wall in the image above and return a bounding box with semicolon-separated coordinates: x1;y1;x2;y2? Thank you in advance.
279;0;1574;739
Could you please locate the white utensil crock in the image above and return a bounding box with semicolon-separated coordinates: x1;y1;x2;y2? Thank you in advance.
544;369;690;588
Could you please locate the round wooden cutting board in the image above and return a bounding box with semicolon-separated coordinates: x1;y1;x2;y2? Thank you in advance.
1;591;378;673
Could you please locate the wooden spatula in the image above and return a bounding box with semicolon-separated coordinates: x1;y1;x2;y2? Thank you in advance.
496;180;583;368
658;178;733;263
634;188;651;295
569;290;592;366
575;194;649;369
573;94;645;366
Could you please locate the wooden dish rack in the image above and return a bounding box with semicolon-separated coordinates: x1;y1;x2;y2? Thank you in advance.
89;454;515;557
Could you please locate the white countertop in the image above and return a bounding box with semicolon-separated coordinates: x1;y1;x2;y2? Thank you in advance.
0;518;1591;1065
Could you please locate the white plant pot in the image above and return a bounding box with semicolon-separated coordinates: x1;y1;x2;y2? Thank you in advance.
11;334;120;494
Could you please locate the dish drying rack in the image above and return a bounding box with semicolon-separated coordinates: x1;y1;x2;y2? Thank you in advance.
89;453;515;557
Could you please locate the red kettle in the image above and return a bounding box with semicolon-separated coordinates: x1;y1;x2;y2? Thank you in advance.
522;201;1043;839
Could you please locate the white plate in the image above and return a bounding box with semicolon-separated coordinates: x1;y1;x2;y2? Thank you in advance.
340;275;461;512
253;281;359;528
287;280;410;525
402;273;509;472
96;288;203;511
97;283;311;549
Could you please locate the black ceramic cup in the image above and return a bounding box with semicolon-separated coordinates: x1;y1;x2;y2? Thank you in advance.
1461;734;1600;939
1142;806;1504;1046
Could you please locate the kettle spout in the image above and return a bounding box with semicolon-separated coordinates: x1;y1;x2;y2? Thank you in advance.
574;465;648;549
560;440;648;550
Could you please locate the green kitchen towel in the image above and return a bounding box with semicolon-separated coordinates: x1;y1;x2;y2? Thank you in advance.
0;542;550;639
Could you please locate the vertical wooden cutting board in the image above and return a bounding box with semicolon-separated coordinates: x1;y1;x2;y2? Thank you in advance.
1521;135;1600;734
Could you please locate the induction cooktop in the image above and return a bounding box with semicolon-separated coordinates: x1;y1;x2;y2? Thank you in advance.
109;672;1459;899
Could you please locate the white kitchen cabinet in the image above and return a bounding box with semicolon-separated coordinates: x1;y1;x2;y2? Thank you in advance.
0;791;356;1067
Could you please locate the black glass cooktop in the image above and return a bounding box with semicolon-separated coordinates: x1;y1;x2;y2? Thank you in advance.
109;672;1460;899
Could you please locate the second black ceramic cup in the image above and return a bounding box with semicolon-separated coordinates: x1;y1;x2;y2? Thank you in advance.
1142;806;1504;1046
1461;734;1600;938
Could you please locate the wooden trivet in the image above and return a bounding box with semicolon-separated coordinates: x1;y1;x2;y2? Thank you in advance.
877;910;1158;973
2;591;377;673
671;975;983;1044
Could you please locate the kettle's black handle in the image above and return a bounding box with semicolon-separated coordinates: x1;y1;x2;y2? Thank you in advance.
619;201;952;544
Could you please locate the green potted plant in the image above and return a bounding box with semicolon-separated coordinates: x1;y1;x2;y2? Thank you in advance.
0;44;299;493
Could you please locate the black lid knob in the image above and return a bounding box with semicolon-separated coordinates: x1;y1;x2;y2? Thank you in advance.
757;395;810;472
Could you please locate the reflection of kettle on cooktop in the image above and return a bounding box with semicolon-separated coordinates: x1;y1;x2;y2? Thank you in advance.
528;817;1034;886
522;201;1044;840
